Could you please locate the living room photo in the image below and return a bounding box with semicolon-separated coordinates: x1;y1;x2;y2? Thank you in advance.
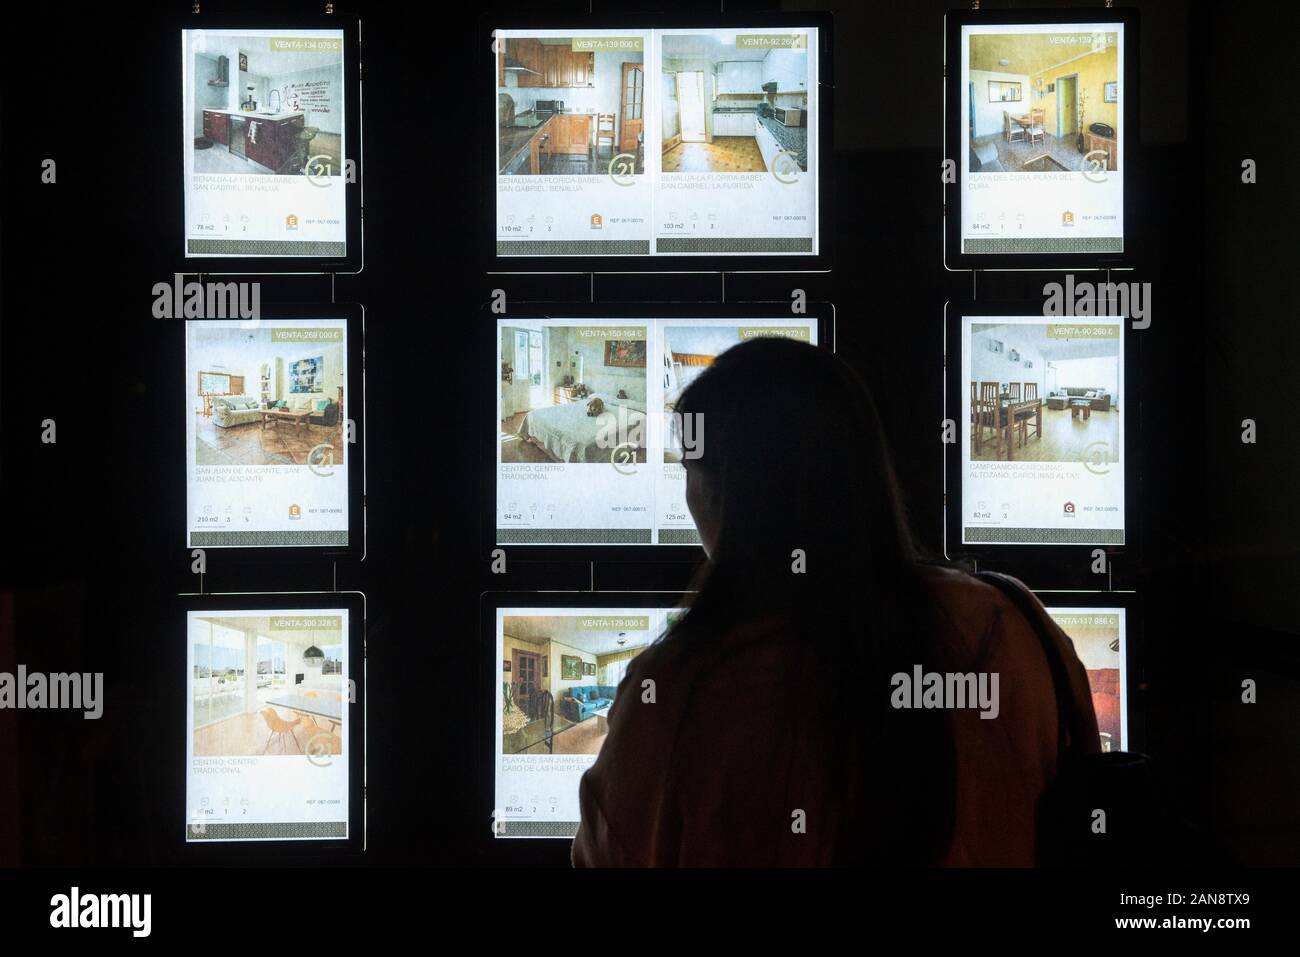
190;614;345;758
500;324;648;464
190;324;346;468
967;30;1119;174
969;321;1121;463
500;615;651;757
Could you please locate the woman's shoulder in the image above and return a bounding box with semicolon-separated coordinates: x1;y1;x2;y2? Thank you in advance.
913;564;1037;662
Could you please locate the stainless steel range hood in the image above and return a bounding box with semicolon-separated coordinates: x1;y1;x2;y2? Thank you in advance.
503;57;541;77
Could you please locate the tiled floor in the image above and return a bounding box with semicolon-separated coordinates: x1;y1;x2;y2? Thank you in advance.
196;414;345;467
662;137;766;173
972;406;1120;463
192;132;342;177
975;132;1097;174
538;145;645;176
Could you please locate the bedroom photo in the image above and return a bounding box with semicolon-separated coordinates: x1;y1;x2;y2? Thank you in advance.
500;324;649;466
662;325;812;462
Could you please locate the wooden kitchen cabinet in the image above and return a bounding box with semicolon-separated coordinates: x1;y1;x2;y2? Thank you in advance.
551;113;592;154
203;110;229;146
567;50;593;87
1084;131;1118;171
511;38;545;88
246;115;306;173
544;45;563;88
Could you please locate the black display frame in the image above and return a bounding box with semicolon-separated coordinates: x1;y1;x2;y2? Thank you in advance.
482;300;835;562
943;299;1140;573
1035;589;1145;754
479;589;688;856
178;590;366;860
182;302;365;563
176;12;364;275
480;13;834;274
943;8;1140;271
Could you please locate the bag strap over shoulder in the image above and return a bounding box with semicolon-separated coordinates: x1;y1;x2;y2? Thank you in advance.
975;571;1078;763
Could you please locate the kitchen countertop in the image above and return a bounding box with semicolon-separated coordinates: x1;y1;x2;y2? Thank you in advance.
758;113;808;170
499;114;554;172
203;109;305;122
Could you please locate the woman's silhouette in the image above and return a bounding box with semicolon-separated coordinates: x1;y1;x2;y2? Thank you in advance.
572;338;1098;866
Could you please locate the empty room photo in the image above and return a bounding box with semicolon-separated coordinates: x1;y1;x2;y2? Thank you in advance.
191;615;345;758
497;36;645;176
969;322;1121;463
967;30;1118;174
501;615;650;757
500;325;648;464
191;325;346;468
660;32;808;174
191;34;344;176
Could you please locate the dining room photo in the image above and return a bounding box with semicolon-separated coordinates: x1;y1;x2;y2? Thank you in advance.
968;320;1121;464
189;614;347;758
966;28;1119;174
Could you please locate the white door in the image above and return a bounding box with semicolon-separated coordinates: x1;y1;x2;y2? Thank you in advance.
677;71;706;142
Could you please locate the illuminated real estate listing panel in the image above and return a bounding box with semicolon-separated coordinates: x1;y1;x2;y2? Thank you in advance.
496;313;821;546
182;25;354;266
948;11;1133;266
493;23;820;262
1044;605;1128;752
492;596;1128;838
957;312;1126;547
186;315;353;551
494;603;676;838
186;605;352;843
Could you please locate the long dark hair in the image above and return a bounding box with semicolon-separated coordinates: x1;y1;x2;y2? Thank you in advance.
668;336;956;864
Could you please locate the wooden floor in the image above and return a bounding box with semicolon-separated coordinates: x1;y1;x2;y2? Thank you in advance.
662;137;766;173
193;710;342;757
500;413;553;464
972;406;1120;463
518;716;608;756
197;414;345;467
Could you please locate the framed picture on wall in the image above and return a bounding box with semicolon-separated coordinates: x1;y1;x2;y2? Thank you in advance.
561;655;582;680
584;663;595;676
604;340;647;368
542;658;548;678
1104;80;1118;103
503;660;511;673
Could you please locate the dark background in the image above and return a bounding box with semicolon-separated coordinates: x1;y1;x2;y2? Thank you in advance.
1;0;1297;880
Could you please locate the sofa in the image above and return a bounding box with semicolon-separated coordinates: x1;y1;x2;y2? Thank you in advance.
559;685;616;723
1048;387;1111;412
264;393;337;424
211;395;264;428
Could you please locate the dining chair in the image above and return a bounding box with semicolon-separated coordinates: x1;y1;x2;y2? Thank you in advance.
1008;382;1021;402
595;113;616;158
977;381;1000;453
1026;109;1046;148
534;690;556;754
1024;382;1039;400
261;708;303;755
1003;111;1025;144
969;381;979;440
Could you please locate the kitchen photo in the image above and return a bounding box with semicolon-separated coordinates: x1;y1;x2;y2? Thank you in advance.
497;35;645;176
189;34;344;177
660;32;809;174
